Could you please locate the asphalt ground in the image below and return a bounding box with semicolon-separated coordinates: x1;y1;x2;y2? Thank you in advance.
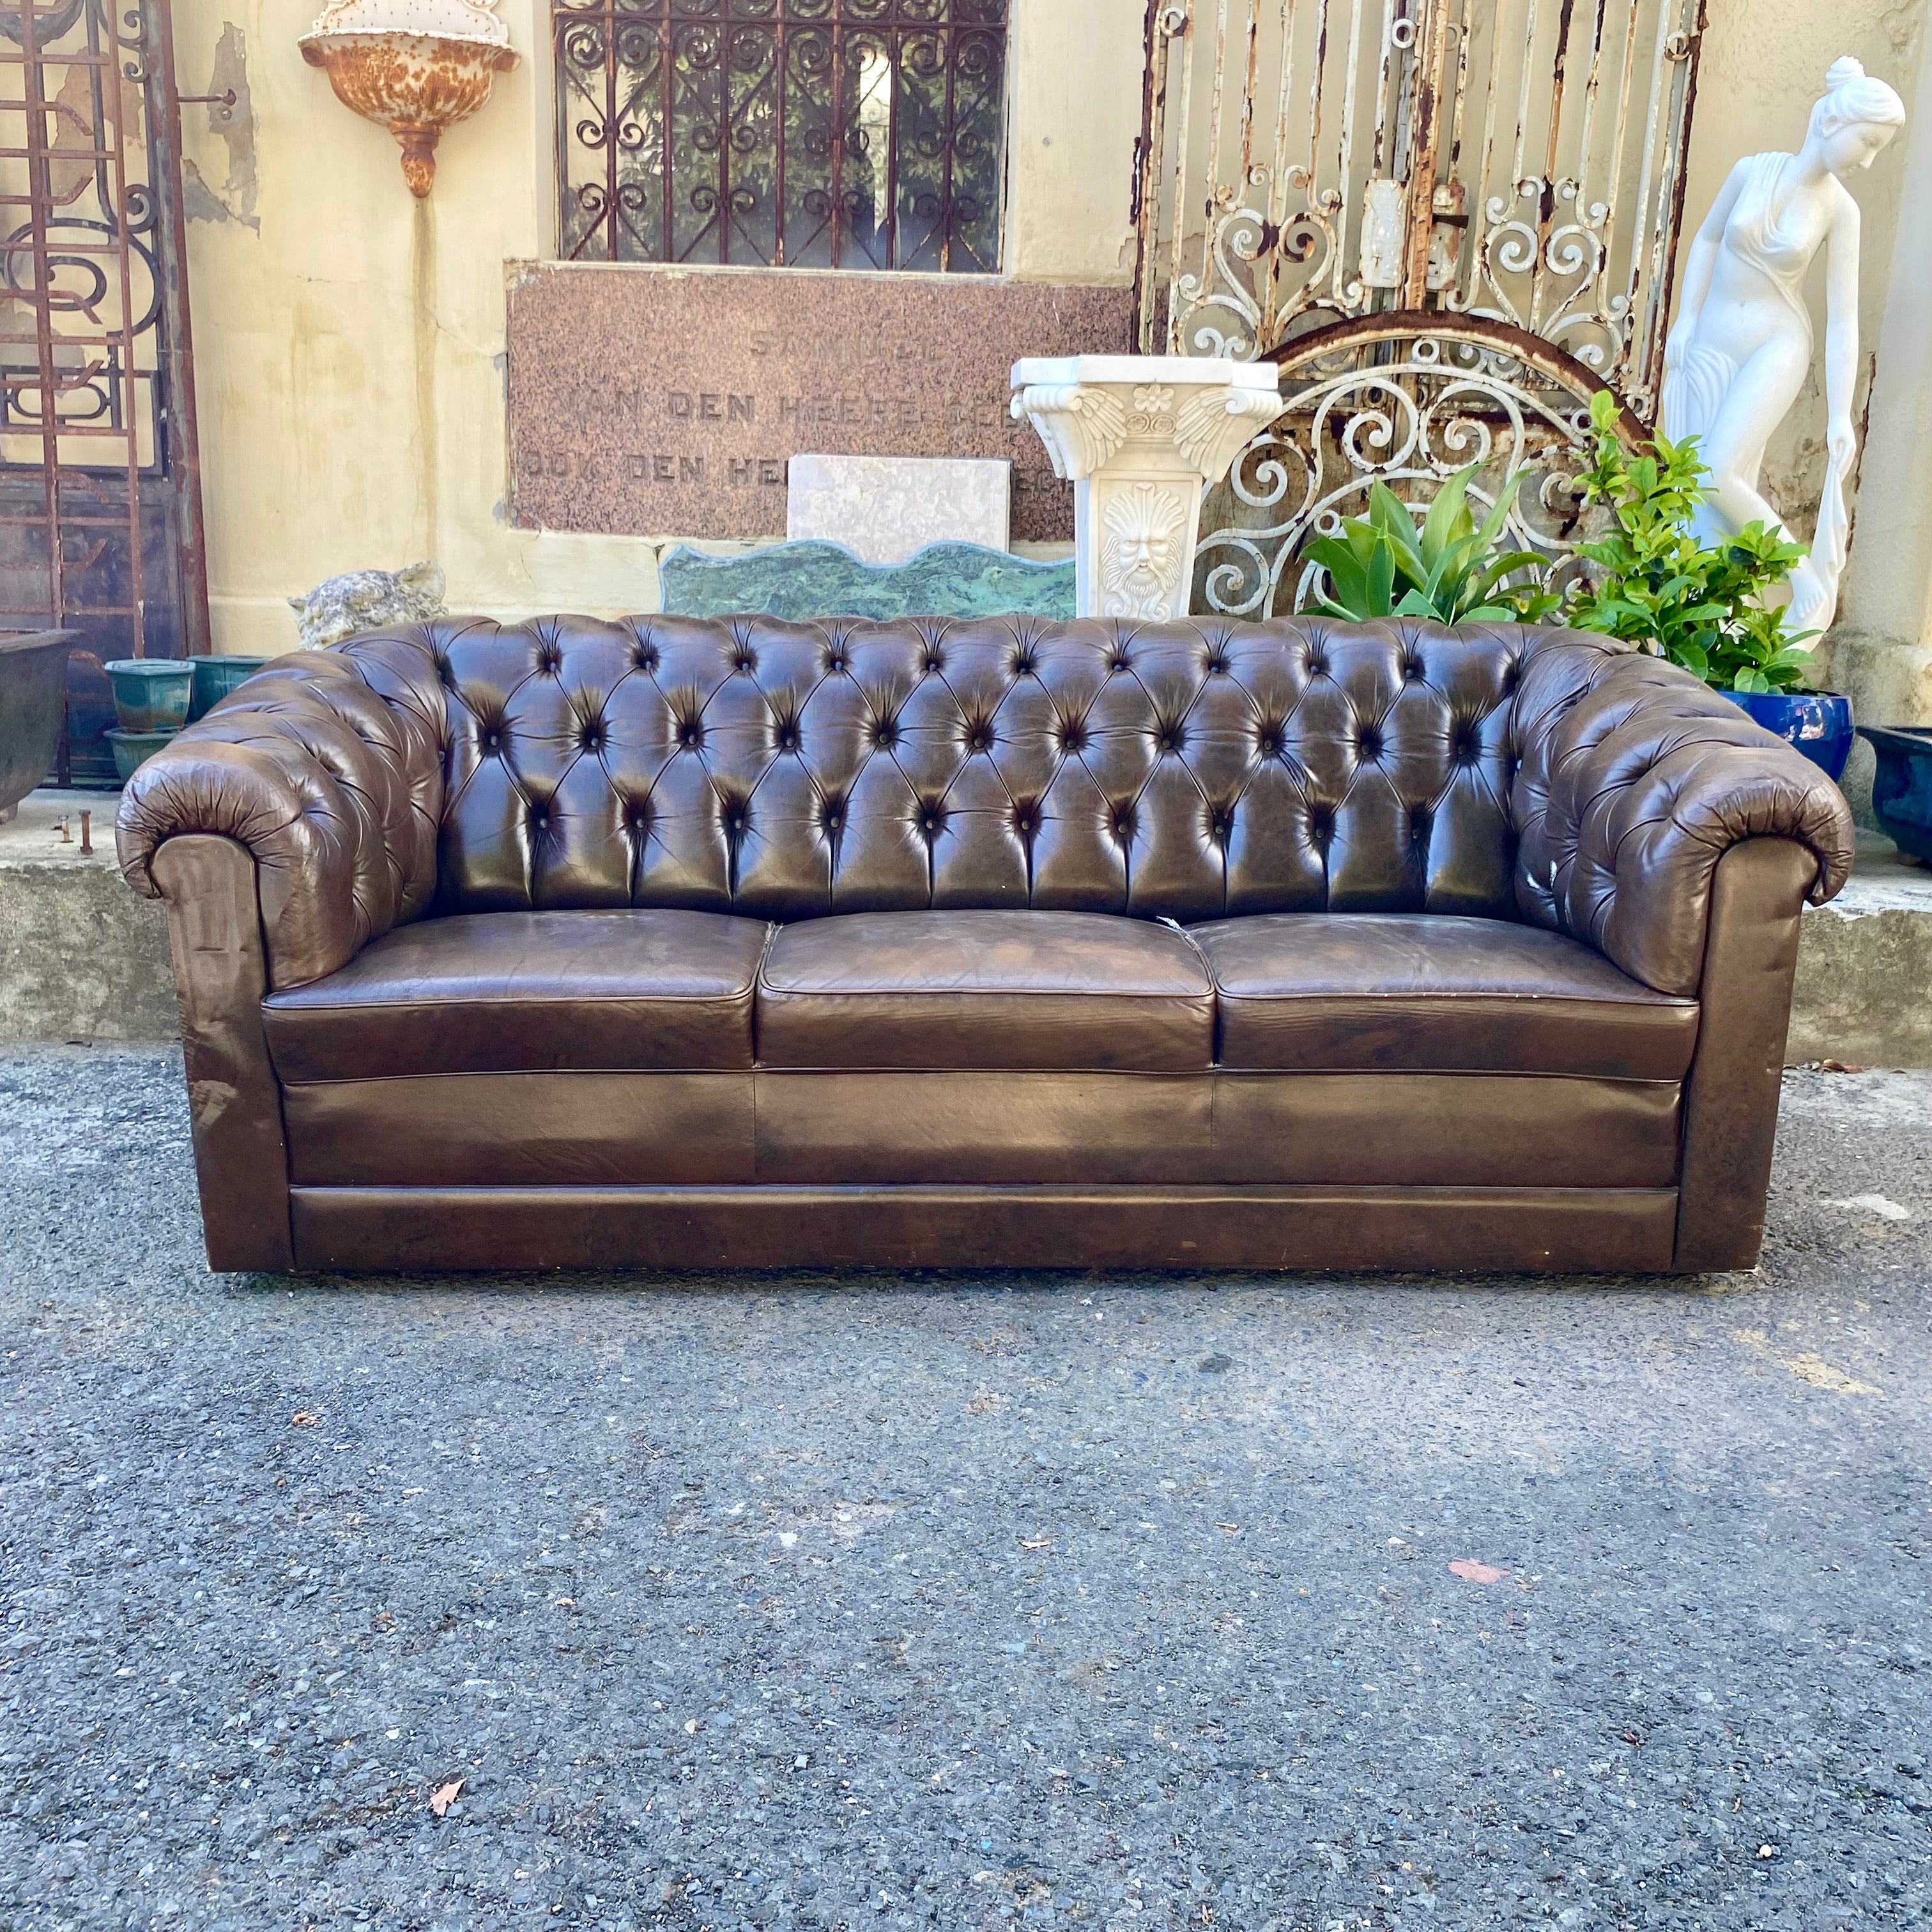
1;1046;1928;1932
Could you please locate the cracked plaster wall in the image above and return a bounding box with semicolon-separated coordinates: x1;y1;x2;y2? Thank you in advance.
171;0;1142;652
175;0;1929;659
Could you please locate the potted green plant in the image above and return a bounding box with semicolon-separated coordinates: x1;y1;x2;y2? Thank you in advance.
1562;391;1851;779
1300;464;1561;625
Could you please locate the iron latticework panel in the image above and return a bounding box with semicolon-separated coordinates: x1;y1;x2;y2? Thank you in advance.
1135;0;1703;423
553;0;1007;272
0;0;206;782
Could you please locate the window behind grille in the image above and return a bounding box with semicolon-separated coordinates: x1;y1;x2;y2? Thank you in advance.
552;1;1008;273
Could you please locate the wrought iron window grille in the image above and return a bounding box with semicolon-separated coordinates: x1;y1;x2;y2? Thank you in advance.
551;0;1008;273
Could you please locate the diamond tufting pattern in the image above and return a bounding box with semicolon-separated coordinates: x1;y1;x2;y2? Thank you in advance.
116;613;1853;995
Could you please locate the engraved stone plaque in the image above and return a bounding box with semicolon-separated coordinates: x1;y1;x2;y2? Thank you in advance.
505;264;1133;543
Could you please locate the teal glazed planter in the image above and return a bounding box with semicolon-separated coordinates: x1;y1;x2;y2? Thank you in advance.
105;725;180;783
188;653;272;721
1859;724;1932;862
103;658;194;734
1721;689;1853;782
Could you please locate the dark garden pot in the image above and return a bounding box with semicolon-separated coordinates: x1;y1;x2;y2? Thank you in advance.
104;658;195;734
188;653;273;721
105;725;180;783
1859;724;1932;862
1722;689;1854;781
0;629;76;822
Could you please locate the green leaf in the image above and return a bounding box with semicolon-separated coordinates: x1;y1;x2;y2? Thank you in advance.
1365;534;1396;616
1418;464;1476;570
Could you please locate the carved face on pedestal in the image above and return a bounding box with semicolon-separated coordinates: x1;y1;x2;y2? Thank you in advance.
1101;484;1187;620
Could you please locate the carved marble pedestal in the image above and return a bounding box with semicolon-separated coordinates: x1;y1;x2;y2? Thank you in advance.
1009;356;1285;620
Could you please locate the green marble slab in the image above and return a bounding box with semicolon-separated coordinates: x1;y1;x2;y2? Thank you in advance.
659;539;1076;621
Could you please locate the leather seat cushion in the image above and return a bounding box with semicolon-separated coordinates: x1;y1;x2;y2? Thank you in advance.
1189;912;1699;1079
263;909;772;1080
756;909;1215;1071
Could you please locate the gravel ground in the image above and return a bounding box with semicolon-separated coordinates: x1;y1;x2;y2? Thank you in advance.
1;1046;1929;1932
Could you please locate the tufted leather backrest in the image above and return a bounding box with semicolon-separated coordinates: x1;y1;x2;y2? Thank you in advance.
366;613;1619;926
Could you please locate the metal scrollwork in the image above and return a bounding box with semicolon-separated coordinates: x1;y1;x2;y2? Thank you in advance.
554;0;1007;270
1136;0;1703;425
1191;315;1641;618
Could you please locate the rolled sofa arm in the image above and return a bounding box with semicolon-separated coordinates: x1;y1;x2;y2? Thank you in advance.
1511;641;1855;997
116;632;448;991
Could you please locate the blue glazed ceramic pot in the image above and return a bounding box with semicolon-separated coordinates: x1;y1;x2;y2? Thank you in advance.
1722;689;1854;781
1859;724;1932;861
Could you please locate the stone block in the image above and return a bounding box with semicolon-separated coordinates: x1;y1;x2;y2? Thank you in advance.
787;454;1010;564
659;540;1074;622
0;791;174;1043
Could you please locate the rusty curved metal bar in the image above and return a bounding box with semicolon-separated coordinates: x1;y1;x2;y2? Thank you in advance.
1263;307;1648;448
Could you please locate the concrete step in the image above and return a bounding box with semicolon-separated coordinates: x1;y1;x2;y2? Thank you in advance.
4;788;1928;1065
0;790;173;1044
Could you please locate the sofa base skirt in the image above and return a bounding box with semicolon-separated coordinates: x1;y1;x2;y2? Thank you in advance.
284;1184;1680;1274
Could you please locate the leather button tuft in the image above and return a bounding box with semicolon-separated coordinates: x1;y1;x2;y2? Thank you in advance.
963;720;994;754
1011;802;1039;836
733;652;758;675
631;646;659;673
1357;728;1383;759
873;716;900;749
1109;804;1136;842
676;719;703;750
1009;650;1038;676
775;720;800;752
921;650;946;675
482;728;502;753
917;801;947;837
820;797;845;834
824;652;847;674
1058;717;1088;754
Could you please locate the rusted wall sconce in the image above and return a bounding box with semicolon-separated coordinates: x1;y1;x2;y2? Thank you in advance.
299;0;518;198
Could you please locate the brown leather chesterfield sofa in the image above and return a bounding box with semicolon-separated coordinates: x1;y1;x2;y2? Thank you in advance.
116;615;1851;1275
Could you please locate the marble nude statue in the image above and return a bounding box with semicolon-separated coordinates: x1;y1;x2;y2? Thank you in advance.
1661;56;1903;637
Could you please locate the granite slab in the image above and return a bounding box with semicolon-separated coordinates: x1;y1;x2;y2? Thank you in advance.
505;263;1133;543
658;540;1076;621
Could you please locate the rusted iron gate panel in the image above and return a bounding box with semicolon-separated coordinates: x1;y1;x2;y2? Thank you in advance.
1134;0;1705;420
552;0;1008;273
0;0;209;785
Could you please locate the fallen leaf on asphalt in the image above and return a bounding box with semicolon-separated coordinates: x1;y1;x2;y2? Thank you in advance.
1817;1060;1866;1074
1215;1523;1241;1535
289;1411;319;1427
1621;1729;1644;1747
1825;1193;1911;1221
1782;1352;1877;1395
429;1779;463;1818
1018;1536;1054;1551
1448;1559;1510;1584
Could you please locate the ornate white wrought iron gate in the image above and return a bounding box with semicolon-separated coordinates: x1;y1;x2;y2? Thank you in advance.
1133;0;1706;616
